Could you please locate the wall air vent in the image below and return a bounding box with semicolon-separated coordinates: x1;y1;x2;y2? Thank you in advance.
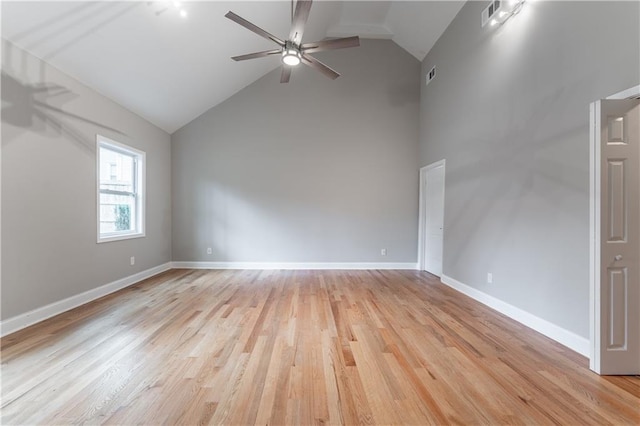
426;66;436;86
482;0;502;27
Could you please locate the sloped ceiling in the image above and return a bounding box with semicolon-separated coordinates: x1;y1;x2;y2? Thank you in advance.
1;1;464;134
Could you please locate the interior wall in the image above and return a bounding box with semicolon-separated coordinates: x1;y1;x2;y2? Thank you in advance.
172;39;420;263
419;1;640;338
1;40;172;320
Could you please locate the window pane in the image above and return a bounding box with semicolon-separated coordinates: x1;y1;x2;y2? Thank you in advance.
99;147;134;193
99;193;136;234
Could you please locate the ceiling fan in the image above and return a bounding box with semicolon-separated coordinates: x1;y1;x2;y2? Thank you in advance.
225;0;360;83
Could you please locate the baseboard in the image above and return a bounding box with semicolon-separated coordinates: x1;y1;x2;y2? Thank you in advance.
0;262;172;338
171;261;419;270
440;274;590;357
0;261;417;337
0;263;588;357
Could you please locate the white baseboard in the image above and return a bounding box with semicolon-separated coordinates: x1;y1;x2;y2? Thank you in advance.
440;274;590;357
0;262;172;338
0;261;417;337
0;263;589;358
171;261;418;270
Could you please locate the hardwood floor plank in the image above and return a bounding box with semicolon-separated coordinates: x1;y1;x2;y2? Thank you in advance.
2;269;639;425
350;339;402;425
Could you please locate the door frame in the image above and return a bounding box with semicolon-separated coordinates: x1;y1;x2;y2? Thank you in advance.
418;159;446;272
589;85;640;372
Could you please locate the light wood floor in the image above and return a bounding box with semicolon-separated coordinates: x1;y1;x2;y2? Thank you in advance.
1;269;639;425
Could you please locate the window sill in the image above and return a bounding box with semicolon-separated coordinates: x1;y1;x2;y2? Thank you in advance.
98;232;145;244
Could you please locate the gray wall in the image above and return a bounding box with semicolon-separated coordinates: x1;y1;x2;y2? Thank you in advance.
419;1;639;337
1;40;172;320
172;39;420;263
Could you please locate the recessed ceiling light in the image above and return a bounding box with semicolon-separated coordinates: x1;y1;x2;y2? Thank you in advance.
179;9;187;18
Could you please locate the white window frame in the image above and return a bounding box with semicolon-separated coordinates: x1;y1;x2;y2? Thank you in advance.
96;135;146;243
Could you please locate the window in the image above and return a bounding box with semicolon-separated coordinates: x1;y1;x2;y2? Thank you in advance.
97;135;145;242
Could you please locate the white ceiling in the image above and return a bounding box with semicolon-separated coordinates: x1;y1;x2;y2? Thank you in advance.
1;1;464;134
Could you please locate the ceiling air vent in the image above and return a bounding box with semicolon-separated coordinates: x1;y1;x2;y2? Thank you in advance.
426;66;436;86
482;0;502;27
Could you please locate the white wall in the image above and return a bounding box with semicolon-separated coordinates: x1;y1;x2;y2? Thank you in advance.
419;1;639;338
1;40;172;320
172;40;420;264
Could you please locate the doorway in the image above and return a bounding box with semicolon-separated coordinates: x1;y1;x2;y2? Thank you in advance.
589;85;640;375
418;160;445;276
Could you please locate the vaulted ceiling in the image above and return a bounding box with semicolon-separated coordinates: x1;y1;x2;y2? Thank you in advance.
1;1;464;133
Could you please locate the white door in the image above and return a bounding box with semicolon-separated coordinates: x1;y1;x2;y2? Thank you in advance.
419;161;445;276
590;99;640;375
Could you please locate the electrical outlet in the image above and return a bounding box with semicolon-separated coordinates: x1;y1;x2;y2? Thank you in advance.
130;256;135;266
207;247;212;255
487;272;493;284
381;248;387;256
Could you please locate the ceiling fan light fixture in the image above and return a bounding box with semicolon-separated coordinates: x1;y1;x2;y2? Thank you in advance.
282;49;301;66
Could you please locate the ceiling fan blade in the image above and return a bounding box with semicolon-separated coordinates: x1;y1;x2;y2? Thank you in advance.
301;36;360;54
232;49;282;61
289;0;313;45
225;11;285;46
280;67;292;83
301;54;340;80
